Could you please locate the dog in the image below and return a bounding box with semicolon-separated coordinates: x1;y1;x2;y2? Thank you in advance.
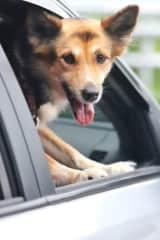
1;3;139;186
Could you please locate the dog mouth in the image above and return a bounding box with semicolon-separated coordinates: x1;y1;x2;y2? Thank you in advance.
62;83;95;125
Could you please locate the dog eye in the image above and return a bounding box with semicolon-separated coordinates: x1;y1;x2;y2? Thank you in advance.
62;54;76;65
96;54;107;64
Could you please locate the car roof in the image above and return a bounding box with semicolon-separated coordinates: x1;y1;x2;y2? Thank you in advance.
24;0;58;11
22;0;73;18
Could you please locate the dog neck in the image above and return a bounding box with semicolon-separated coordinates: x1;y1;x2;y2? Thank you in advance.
38;94;68;125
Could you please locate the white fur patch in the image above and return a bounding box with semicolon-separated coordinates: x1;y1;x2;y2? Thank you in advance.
38;101;68;125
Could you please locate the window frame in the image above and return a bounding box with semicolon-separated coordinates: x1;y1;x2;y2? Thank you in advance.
0;45;54;200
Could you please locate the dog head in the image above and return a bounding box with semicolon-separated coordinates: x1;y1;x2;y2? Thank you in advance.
27;5;139;124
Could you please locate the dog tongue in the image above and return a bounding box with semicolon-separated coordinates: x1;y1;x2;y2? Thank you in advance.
73;100;94;125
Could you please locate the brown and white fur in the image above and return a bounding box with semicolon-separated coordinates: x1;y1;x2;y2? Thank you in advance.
2;4;139;186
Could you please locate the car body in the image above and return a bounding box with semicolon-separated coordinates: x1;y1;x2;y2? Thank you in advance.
0;0;160;239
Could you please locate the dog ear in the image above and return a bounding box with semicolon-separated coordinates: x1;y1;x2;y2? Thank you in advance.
101;5;139;56
27;7;62;46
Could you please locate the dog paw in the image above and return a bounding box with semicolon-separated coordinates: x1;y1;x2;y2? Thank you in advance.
77;167;108;182
104;161;136;176
73;161;136;184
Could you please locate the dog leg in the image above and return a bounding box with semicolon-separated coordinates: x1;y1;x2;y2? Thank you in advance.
46;153;84;186
39;126;136;178
46;153;109;186
39;126;107;169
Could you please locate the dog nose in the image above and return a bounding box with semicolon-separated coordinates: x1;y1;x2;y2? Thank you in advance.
81;86;99;102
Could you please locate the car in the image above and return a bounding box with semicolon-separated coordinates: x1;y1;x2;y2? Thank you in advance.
0;0;160;239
